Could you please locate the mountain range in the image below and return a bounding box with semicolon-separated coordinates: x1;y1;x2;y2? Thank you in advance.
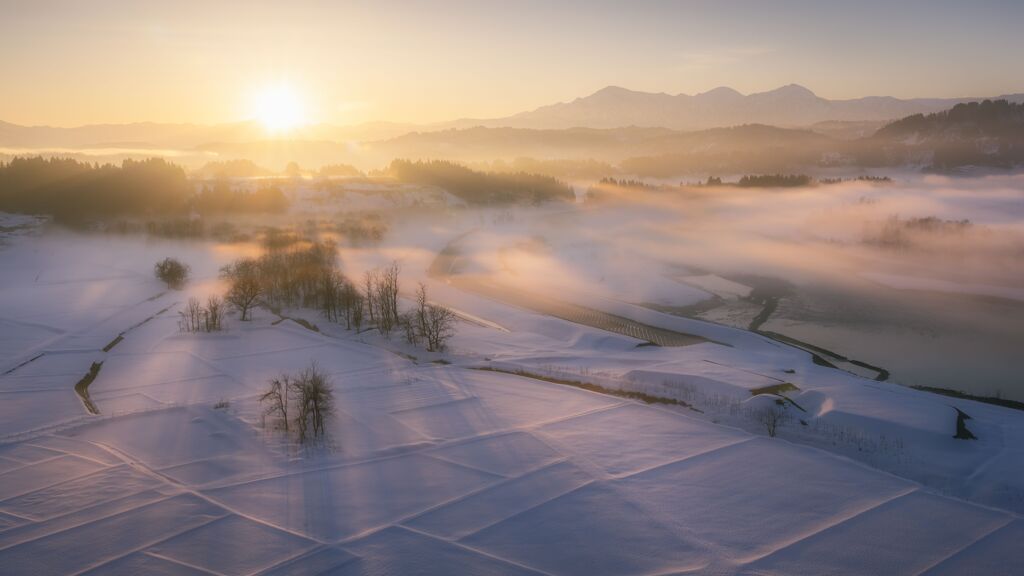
4;85;1024;151
448;84;1024;131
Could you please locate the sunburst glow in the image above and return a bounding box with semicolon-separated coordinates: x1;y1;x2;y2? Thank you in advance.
250;83;306;133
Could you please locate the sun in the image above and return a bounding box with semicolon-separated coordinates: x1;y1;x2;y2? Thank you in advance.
250;83;306;133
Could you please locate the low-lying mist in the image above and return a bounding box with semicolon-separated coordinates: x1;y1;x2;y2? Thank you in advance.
454;174;1023;297
10;170;1024;400
440;173;1024;399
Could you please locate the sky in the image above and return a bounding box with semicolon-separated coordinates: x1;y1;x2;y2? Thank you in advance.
2;0;1023;127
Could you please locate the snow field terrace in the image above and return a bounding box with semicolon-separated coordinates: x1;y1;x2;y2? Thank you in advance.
0;225;1022;574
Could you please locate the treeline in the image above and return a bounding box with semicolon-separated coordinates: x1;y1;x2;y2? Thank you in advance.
192;181;288;214
194;159;363;180
0;156;290;224
692;174;813;188
0;157;190;223
875;100;1024;170
318;163;363;178
193;159;273;179
479;157;616;179
877;100;1024;139
702;174;889;188
102;219;253;241
585;177;668;200
383;159;574;205
736;174;812;187
819;176;892;185
863;216;973;249
590;173;893;198
597;177;658;189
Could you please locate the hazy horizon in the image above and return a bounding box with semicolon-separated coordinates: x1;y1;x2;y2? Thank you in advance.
4;0;1024;128
5;81;1024;131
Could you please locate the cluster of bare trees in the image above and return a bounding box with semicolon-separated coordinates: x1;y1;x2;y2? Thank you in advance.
213;241;455;350
401;283;456;352
318;261;455;351
218;241;339;321
260;363;335;443
318;271;364;330
178;296;225;333
257;240;339;308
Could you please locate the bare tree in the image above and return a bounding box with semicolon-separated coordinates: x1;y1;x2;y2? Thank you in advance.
260;375;290;432
379;261;400;324
204;295;225;332
370;262;400;337
221;259;263;321
375;302;396;337
318;269;345;323
363;269;376;324
400;311;420;345
178;297;204;332
423;302;456;352
415;282;430;337
755;402;790;438
416;283;456;352
289;363;335;443
352;294;365;332
340;280;360;329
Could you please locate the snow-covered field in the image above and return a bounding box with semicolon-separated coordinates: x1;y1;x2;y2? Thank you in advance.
440;174;1024;400
1;187;1023;575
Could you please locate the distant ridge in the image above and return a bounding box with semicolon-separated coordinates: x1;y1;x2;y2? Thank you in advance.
2;85;1023;151
469;84;1024;130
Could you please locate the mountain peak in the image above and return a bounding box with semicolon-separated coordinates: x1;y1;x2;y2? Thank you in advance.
586;85;641;100
763;84;818;98
696;86;743;99
593;85;632;94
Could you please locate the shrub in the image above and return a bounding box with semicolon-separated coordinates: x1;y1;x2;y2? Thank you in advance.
155;257;190;289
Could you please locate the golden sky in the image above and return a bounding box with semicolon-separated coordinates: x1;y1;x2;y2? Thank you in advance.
3;0;1022;127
